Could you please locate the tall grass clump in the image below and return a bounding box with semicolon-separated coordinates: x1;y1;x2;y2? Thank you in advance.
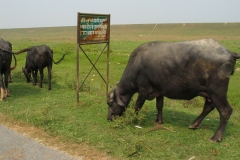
111;99;149;129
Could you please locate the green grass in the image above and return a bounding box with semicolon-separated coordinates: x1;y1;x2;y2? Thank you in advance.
1;23;240;160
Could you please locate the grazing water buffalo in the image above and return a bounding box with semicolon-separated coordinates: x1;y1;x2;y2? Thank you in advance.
21;45;66;90
0;38;16;100
107;39;240;142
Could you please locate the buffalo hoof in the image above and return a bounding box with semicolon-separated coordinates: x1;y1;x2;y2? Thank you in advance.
189;124;199;129
210;135;222;142
210;138;221;143
0;97;6;101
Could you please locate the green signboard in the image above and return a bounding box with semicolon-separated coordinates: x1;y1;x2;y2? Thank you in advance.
77;13;110;44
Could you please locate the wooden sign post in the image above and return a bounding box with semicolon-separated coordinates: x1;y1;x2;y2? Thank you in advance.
76;13;110;102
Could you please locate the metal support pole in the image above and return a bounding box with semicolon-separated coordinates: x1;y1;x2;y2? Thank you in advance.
76;44;80;102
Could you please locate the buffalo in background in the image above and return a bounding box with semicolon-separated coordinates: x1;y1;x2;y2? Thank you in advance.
0;38;14;82
0;38;16;100
21;45;66;90
107;39;240;142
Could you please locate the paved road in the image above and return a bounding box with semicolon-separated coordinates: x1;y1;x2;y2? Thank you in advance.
0;124;83;160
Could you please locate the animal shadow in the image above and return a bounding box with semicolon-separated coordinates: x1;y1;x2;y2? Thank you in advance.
141;107;219;133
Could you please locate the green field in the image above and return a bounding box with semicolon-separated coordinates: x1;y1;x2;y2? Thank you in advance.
1;23;240;160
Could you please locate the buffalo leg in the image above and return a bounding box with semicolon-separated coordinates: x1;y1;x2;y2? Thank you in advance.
6;89;10;97
0;74;4;100
0;88;5;101
134;94;147;113
155;96;164;123
8;72;12;83
32;70;38;85
210;95;232;142
189;100;215;129
8;75;12;83
5;71;10;97
39;69;44;88
47;66;52;90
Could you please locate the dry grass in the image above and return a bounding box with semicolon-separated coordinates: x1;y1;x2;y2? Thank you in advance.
2;23;240;44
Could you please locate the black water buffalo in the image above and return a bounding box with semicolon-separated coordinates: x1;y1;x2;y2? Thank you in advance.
107;39;240;142
0;38;16;100
0;38;14;82
22;45;66;90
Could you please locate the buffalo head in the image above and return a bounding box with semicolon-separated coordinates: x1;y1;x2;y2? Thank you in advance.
22;67;31;83
107;88;126;121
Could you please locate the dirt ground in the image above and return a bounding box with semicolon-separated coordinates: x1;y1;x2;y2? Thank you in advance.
0;113;116;160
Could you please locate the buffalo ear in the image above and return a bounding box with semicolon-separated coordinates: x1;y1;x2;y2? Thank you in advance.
116;96;125;107
114;89;125;107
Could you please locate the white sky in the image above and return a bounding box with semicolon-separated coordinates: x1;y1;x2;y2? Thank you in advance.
0;0;240;29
